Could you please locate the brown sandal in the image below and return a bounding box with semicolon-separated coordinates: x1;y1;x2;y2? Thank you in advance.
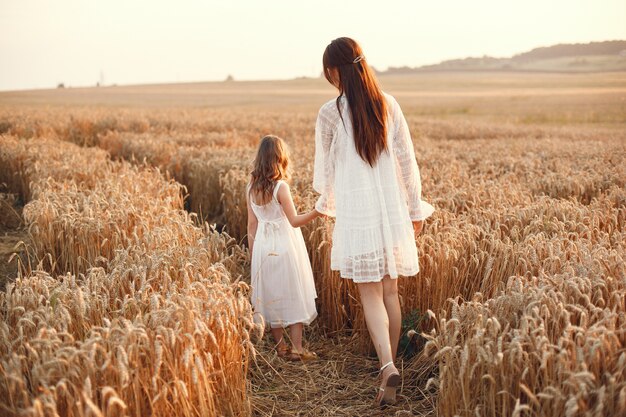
276;345;291;358
375;361;401;406
287;348;317;362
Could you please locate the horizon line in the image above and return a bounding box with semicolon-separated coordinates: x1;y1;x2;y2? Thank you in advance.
2;38;624;93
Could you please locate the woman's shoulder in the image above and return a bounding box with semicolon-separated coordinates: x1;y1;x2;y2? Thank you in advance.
318;97;339;114
319;97;337;110
381;92;402;121
382;91;399;108
317;97;343;125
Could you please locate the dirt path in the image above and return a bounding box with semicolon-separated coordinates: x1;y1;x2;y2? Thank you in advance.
0;193;30;291
249;328;435;416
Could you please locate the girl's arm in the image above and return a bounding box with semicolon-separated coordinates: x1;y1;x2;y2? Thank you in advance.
277;182;320;228
246;191;258;254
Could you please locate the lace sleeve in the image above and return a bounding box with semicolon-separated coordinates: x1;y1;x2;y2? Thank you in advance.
313;106;336;217
391;97;435;221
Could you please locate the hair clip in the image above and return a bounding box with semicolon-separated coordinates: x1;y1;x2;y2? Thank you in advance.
353;55;364;64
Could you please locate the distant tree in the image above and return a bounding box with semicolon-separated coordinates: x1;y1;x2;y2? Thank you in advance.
225;74;234;82
57;83;65;89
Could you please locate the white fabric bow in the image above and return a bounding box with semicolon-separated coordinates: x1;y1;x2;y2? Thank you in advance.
260;220;281;254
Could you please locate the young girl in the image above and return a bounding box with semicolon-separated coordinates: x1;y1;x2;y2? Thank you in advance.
246;135;320;361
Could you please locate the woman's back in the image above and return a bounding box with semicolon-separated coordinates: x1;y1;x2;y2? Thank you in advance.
313;92;434;282
319;93;403;197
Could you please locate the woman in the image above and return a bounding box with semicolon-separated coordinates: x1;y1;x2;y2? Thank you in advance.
313;37;434;405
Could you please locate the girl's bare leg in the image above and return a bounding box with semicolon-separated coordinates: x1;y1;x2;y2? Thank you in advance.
382;276;401;361
288;323;304;352
270;326;287;349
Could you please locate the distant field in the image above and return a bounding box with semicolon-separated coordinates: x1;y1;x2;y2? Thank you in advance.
1;71;625;126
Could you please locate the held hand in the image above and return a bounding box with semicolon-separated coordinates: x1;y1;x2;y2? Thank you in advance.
412;220;424;238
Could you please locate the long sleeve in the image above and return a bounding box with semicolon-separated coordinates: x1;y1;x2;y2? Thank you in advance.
391;97;435;221
313;106;337;217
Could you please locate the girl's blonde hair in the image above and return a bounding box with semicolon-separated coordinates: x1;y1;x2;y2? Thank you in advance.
249;135;291;204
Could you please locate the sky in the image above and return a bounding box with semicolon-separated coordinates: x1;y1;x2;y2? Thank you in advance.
1;0;625;91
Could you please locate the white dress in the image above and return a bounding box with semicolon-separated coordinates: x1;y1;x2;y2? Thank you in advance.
313;93;435;283
250;181;318;328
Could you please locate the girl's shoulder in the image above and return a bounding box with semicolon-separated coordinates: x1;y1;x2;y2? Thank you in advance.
274;179;290;193
273;180;289;202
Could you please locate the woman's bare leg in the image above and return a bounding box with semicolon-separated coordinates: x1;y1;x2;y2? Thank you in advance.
288;323;304;352
357;281;393;366
382;276;401;361
270;327;287;349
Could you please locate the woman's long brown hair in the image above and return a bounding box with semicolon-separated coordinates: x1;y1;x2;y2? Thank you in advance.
323;37;388;166
249;135;290;205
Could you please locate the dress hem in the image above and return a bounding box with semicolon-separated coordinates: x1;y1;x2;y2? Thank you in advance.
335;267;420;283
258;312;318;329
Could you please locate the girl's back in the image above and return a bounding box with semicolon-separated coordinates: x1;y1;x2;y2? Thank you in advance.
249;182;286;223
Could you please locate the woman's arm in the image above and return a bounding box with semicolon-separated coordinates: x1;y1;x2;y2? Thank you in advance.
313;105;337;217
277;182;321;228
246;191;258;254
391;96;435;223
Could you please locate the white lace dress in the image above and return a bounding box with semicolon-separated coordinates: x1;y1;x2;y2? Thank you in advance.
313;93;435;283
249;181;318;327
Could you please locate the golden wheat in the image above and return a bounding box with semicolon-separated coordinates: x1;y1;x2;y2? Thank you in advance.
0;136;257;416
1;84;624;416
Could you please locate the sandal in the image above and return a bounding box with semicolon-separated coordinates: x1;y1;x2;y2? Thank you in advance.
287;348;317;362
276;344;291;358
375;361;401;406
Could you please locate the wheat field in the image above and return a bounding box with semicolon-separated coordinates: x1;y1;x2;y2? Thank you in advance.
0;72;624;416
